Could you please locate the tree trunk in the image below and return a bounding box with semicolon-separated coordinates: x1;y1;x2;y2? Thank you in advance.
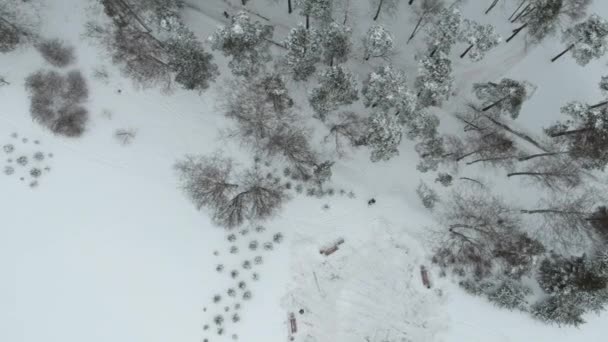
306;15;310;29
482;96;508;111
509;0;527;21
511;3;531;23
485;0;500;15
590;100;608;109
407;16;424;44
429;46;438;57
409;0;415;5
517;151;568;161
456;149;482;162
373;0;384;21
288;0;292;14
549;128;592;138
508;171;548;177
459;177;485;187
483;114;549;152
460;44;474;58
551;44;574;62
506;23;528;43
521;209;585;215
466;156;515;165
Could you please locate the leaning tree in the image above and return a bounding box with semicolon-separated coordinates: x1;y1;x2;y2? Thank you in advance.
551;13;608;64
473;78;529;119
458;19;501;61
424;7;462;57
507;0;592;43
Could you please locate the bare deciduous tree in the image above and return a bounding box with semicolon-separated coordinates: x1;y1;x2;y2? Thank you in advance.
323;111;367;157
507;157;582;191
174;154;239;210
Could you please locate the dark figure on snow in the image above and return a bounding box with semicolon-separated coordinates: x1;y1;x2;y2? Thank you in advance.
368;198;376;206
223;11;230;19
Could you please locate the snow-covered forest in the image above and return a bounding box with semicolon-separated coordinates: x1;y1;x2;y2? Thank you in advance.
2;0;608;341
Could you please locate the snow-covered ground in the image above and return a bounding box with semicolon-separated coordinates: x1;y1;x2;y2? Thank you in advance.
2;0;608;341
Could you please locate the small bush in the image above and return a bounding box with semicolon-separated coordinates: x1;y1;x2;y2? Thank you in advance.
230;270;239;278
33;151;44;161
229;246;239;254
3;166;14;175
273;233;284;244
263;242;274;251
243;290;252;300
36;39;75;67
232;313;240;323
254;256;263;265
227;288;236;297
248;240;259;251
29;168;41;178
238;281;247;290
3;144;14;153
242;260;252;270
252;272;259;281
227;234;237;242
416;181;439;209
213;315;224;325
216;264;224;272
213;294;222;303
114;129;136;145
16;156;28;166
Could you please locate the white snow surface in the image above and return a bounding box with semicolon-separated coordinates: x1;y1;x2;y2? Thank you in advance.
2;1;608;342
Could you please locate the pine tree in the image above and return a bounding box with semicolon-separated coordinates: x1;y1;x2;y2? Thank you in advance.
531;294;586;326
166;29;218;91
415;52;454;108
209;12;274;77
295;0;333;29
552;14;608;65
407;0;446;44
487;278;531;311
362;65;416;118
365;109;403;162
473;78;528;119
544;99;608;170
309;66;359;119
283;24;321;81
507;0;592;43
458;19;501;61
319;22;352;66
363;24;394;60
425;7;462;57
370;0;401;21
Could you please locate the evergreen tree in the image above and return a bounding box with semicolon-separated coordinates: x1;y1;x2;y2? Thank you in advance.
209;12;274;77
365;109;403;162
283;24;321;81
319;22;352;66
425;7;462;57
544;98;608;170
416;181;439;209
507;0;592;43
473;78;528;119
370;0;401;21
552;14;608;65
295;0;333;29
309;66;359;119
166;29;218;91
361;65;416;119
487;278;531;311
363;24;394;60
458;19;501;61
407;0;446;43
532;294;586;326
415;52;454;108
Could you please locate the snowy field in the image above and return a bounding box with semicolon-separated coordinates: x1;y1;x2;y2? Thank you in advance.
2;0;608;342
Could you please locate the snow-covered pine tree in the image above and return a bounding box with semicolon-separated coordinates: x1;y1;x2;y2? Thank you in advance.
408;0;446;43
166;29;219;91
473;78;528;119
319;22;352;66
362;65;416;120
486;278;531;311
363;24;394;60
544;99;608;170
507;0;592;44
209;12;274;78
365;109;403;162
552;14;608;65
283;24;321;81
295;0;333;29
424;7;462;57
370;0;401;21
309;65;359;119
531;294;586;326
415;52;454;108
458;19;501;61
